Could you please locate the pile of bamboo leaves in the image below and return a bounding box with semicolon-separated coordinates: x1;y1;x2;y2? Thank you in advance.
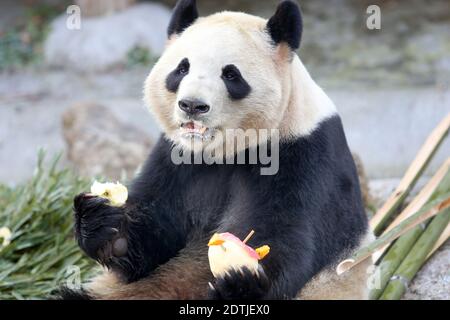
0;152;97;299
337;113;450;300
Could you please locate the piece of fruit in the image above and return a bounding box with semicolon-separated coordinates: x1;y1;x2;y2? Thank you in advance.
208;232;270;278
90;181;128;207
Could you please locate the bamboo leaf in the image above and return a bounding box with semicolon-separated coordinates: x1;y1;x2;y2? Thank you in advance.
0;153;96;299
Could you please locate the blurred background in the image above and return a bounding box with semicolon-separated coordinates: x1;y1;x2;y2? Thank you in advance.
1;0;449;186
0;0;449;184
0;0;449;299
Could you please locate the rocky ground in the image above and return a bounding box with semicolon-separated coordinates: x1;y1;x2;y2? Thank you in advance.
0;0;449;299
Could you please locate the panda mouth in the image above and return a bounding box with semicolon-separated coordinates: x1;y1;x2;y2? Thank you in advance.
180;122;215;140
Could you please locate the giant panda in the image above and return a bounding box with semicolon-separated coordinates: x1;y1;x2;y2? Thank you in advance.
61;0;373;300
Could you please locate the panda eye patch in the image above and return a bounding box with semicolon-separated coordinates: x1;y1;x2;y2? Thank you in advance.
222;65;241;81
222;67;238;81
177;59;190;75
166;58;190;93
221;65;251;100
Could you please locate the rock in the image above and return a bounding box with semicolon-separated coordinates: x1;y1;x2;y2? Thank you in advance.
368;177;430;213
369;178;401;210
44;3;171;72
353;153;371;209
62;102;153;180
156;0;278;15
75;0;136;17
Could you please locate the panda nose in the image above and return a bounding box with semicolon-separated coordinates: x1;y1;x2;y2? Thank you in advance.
178;99;210;116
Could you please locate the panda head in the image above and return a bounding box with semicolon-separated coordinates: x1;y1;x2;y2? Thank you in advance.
145;0;306;153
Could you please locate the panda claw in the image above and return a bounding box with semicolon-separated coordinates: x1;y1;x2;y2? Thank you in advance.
208;267;270;300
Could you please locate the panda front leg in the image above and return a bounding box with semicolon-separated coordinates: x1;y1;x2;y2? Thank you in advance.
206;227;311;300
73;192;186;283
207;266;271;300
73;193;127;265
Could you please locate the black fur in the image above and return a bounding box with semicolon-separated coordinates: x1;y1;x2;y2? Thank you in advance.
267;1;303;50
54;287;92;300
73;193;125;265
208;267;271;300
221;64;252;100
167;0;199;37
166;58;190;93
66;115;368;299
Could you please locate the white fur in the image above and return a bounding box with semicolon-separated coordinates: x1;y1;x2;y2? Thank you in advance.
280;55;337;139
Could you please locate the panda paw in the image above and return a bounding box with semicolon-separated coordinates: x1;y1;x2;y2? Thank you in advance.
207;266;270;300
73;193;127;264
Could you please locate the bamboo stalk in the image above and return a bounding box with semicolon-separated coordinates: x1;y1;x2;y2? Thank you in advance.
427;222;450;260
379;208;450;300
370;113;450;236
383;158;450;233
370;164;450;299
369;224;427;300
372;160;450;262
336;195;450;275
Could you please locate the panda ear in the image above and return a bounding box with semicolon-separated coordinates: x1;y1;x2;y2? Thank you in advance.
167;0;199;38
267;1;303;50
